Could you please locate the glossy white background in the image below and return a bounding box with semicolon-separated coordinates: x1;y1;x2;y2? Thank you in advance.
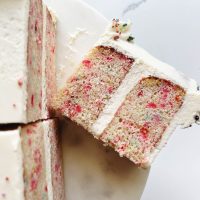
83;0;200;200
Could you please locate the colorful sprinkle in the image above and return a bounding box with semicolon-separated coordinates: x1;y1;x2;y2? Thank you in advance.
45;185;48;192
140;127;149;140
75;105;82;113
31;95;34;107
18;79;23;87
26;128;32;135
30;179;37;191
146;102;157;109
82;59;92;69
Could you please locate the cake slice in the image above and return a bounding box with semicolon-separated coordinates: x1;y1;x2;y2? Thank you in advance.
0;119;65;200
0;0;56;123
53;20;200;167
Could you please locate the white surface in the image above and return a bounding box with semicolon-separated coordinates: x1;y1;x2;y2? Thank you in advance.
83;0;200;200
0;0;29;123
44;0;149;199
0;130;24;200
62;120;149;200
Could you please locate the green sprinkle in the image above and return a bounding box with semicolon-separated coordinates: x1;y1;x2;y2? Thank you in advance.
127;36;135;42
123;23;128;27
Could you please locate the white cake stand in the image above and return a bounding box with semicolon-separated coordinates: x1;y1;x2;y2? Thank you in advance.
44;0;150;199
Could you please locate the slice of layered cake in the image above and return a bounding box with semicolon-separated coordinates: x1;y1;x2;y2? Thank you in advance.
0;0;56;123
53;19;200;167
0;119;65;200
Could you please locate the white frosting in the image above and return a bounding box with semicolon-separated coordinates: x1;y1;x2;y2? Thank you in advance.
91;21;200;165
0;129;24;200
43;120;54;200
0;0;29;123
43;0;108;88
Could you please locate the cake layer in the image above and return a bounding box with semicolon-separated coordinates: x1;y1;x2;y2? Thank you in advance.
0;0;56;123
100;77;185;166
0;119;65;200
54;46;134;129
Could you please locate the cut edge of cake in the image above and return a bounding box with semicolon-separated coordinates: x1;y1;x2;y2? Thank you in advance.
52;19;200;167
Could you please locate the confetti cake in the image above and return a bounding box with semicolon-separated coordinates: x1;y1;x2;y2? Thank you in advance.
0;119;65;200
0;0;56;123
53;20;200;167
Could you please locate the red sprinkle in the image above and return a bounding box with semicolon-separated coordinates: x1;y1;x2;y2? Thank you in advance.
137;90;143;97
75;105;82;113
108;86;113;94
160;103;166;108
33;149;41;164
83;84;92;92
18;79;23;87
34;20;38;32
26;128;32;135
45;185;48;192
162;88;170;93
55;164;60;173
30;179;37;191
31;95;34;107
28;58;32;65
82;59;92;69
140;127;149;140
106;57;113;61
146;102;157;109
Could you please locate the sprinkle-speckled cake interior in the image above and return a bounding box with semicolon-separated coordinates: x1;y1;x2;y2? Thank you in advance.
100;77;185;166
53;42;187;166
54;46;134;129
21;120;65;200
